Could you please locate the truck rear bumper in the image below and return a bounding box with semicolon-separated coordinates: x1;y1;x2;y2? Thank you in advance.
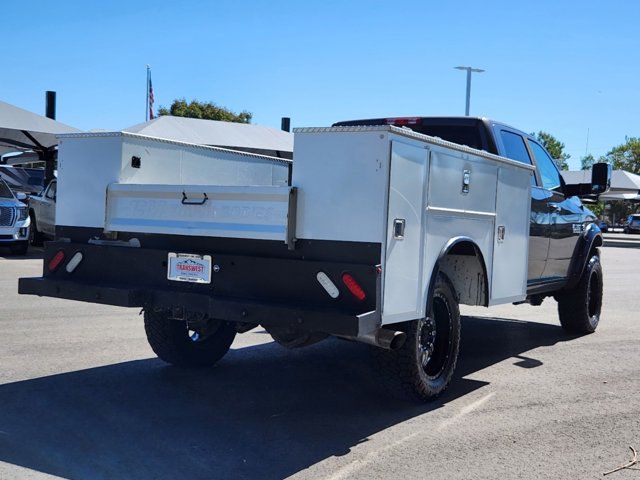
18;276;365;337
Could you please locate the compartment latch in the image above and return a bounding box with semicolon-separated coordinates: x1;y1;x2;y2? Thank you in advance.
393;218;406;240
462;169;471;194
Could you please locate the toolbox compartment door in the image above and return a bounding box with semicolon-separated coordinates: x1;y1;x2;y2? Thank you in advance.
382;141;429;323
105;183;295;242
490;167;531;304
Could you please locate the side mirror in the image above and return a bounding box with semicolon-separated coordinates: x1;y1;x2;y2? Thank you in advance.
16;192;27;201
591;162;612;195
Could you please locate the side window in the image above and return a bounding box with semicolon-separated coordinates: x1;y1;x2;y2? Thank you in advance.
0;179;13;199
499;130;536;186
528;141;562;192
45;182;57;200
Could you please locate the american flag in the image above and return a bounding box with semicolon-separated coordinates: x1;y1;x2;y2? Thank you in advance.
148;73;155;120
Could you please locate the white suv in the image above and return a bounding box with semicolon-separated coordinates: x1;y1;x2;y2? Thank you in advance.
0;178;30;255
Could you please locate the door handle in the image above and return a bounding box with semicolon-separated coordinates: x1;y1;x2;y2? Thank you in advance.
393;218;406;239
181;191;209;205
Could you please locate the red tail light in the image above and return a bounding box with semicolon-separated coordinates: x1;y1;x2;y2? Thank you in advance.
48;250;65;272
385;117;420;126
342;273;366;301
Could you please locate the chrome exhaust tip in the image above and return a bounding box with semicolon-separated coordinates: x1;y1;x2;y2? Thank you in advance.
376;328;406;350
342;327;406;350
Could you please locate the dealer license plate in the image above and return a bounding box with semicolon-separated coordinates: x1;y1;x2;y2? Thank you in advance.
167;253;212;284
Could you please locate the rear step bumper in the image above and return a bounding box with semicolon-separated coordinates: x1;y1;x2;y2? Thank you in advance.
18;276;366;337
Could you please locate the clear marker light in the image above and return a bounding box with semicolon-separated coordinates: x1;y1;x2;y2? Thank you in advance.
65;252;84;273
316;271;339;298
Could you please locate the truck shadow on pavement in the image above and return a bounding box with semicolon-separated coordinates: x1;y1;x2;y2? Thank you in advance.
0;316;577;480
0;247;43;260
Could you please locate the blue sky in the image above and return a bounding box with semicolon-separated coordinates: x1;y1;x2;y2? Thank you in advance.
2;0;638;169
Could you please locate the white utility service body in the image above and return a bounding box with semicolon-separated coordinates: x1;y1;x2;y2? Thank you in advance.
51;125;532;325
293;126;533;323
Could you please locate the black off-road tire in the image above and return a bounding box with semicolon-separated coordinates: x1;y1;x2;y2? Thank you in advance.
28;213;43;246
9;241;28;256
144;310;237;367
376;272;461;402
557;254;603;334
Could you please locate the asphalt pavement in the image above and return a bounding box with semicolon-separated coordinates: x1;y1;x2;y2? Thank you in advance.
0;239;639;480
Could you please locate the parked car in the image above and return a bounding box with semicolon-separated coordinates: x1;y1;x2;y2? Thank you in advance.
28;179;56;245
624;214;640;234
0;178;30;255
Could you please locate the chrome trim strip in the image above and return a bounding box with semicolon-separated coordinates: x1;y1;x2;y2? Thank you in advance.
426;206;496;218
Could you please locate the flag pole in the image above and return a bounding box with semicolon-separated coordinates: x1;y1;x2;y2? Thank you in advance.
145;65;150;121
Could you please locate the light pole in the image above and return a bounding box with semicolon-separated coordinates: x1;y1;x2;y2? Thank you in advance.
454;66;484;116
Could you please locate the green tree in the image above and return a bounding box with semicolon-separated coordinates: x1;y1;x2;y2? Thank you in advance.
598;137;640;220
533;131;570;170
601;137;640;174
157;99;252;123
588;201;605;217
575;138;640;223
580;153;598;170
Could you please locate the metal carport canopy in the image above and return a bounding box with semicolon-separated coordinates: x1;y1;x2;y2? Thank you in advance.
0;100;80;156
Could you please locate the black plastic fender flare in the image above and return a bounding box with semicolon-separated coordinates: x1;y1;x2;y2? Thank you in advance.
565;222;603;291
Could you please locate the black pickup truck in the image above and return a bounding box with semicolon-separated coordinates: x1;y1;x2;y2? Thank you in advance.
335;116;608;329
19;116;611;402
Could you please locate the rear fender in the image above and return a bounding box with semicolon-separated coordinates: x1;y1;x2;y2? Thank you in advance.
426;236;489;310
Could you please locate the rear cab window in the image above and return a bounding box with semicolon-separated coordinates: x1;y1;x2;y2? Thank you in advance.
413;125;484;151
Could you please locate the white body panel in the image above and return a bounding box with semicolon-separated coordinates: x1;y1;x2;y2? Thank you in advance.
57;136;121;229
56;132;290;229
292;130;388;243
490;167;531;304
383;140;429;323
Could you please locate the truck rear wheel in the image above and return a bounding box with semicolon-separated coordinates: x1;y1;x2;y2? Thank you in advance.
557;254;603;334
144;310;237;367
376;272;461;402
